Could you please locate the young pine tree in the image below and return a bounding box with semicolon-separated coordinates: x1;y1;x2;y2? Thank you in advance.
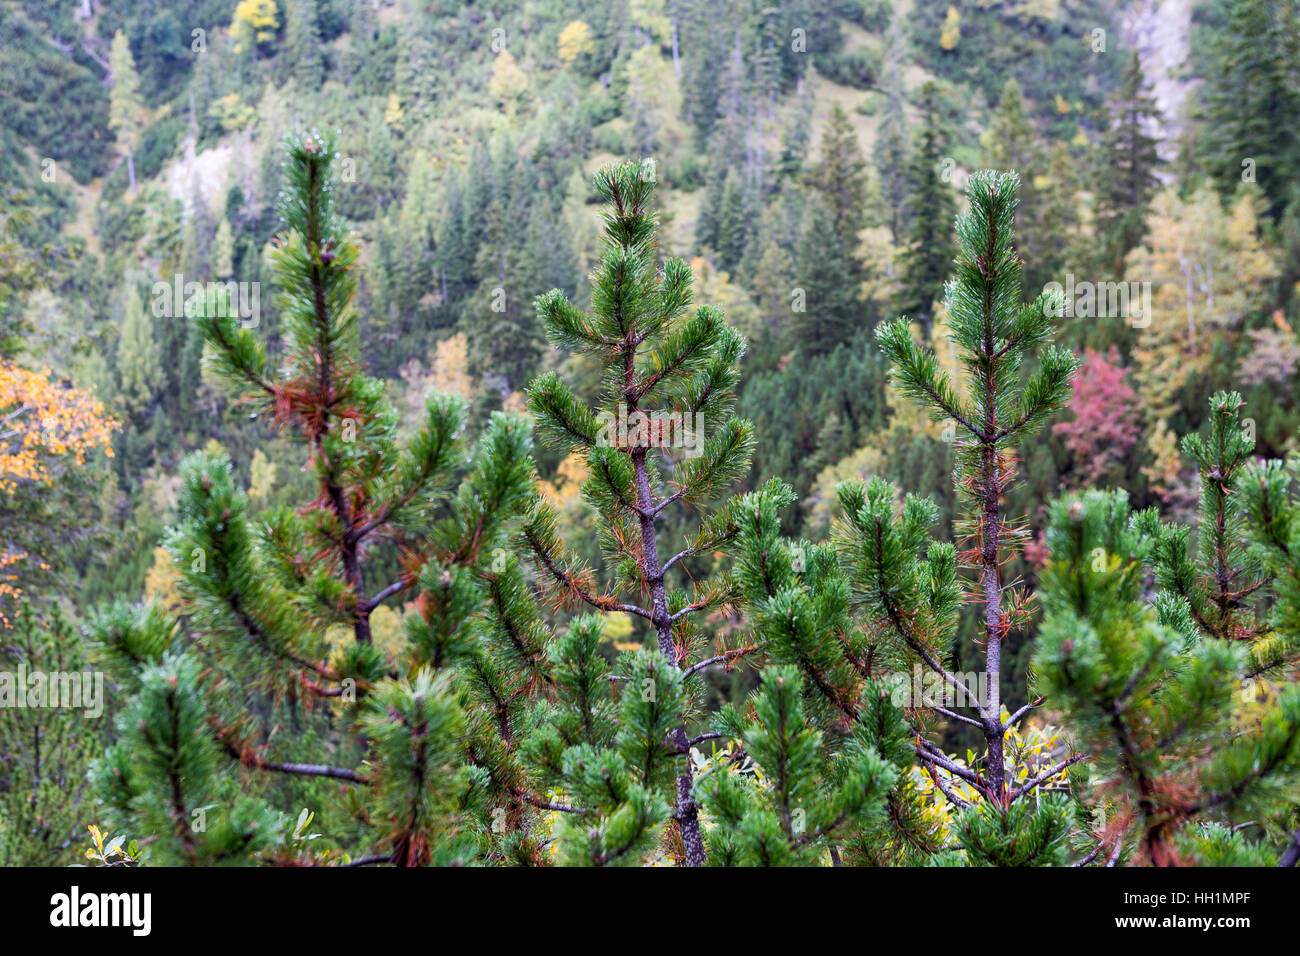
703;171;1085;866
1034;447;1300;865
522;158;755;865
875;170;1081;805
89;133;541;866
715;480;944;865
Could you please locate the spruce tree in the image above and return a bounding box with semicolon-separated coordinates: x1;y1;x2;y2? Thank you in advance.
898;81;957;332
1094;51;1163;277
522;158;755;865
108;30;144;195
1199;0;1300;221
286;0;324;90
805;105;869;256
791;196;863;356
984;79;1046;293
116;281;163;417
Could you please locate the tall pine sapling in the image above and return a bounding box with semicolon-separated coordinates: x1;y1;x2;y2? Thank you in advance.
522;158;755;865
712;480;938;865
1137;392;1265;647
875;170;1080;803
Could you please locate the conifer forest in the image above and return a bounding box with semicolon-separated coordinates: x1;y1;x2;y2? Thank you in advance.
4;0;1300;900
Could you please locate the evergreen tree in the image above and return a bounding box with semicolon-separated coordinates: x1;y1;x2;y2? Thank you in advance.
790;196;864;356
984;79;1045;292
116;282;162;417
286;0;324;90
897;81;956;332
89;133;544;866
1094;51;1163;277
1034;398;1300;863
396;31;439;122
1136;392;1265;646
195;132;532;648
805;105;869;255
523;158;755;865
713;168;751;274
108;30;144;195
875;170;1080;805
715;481;948;864
1198;0;1300;220
0;605;101;866
469;193;546;398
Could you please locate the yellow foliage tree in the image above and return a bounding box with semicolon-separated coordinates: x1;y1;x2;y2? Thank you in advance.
0;363;117;622
1126;185;1278;425
384;92;405;131
247;447;277;503
143;546;185;615
488;50;529;106
231;0;280;56
557;21;594;64
940;7;961;50
0;364;116;494
397;332;474;435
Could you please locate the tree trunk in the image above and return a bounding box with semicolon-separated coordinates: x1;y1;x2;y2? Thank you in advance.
980;244;1006;802
632;446;706;866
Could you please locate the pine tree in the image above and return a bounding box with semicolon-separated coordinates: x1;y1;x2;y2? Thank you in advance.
522;158;756;865
108;30;144;195
1094;51;1162;277
716;481;946;864
1034;411;1300;864
875;170;1080;805
897;81;956;333
89;133;544;866
1136;392;1266;647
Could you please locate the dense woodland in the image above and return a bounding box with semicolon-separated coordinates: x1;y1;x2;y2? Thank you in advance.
2;0;1300;867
